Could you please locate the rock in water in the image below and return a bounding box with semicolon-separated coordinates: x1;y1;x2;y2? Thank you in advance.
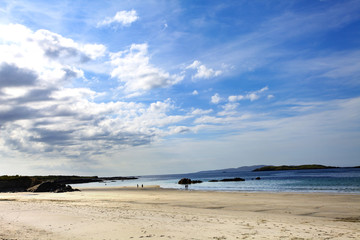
209;177;245;182
178;178;192;184
221;177;245;182
178;178;203;184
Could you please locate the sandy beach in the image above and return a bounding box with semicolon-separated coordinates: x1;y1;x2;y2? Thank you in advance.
0;186;359;240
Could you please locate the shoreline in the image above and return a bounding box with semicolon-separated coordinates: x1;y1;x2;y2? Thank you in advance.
76;184;360;195
1;187;359;239
69;167;360;194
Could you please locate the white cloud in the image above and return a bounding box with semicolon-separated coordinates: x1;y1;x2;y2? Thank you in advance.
168;126;191;135
191;108;213;115
247;93;259;101
0;23;32;42
0;23;106;85
192;90;199;95
211;93;222;104
83;43;107;60
194;116;223;124
228;95;244;102
34;29;106;62
186;60;222;79
218;103;239;116
187;60;201;69
110;43;183;95
98;10;139;27
193;114;250;125
162;22;168;31
228;86;269;102
258;86;269;93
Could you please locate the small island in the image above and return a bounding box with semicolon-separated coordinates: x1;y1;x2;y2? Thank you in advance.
253;164;338;172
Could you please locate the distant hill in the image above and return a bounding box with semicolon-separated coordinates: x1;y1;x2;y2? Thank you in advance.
196;165;267;174
252;164;338;172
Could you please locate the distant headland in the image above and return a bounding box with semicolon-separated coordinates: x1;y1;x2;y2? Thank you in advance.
252;164;338;172
192;164;359;174
0;175;137;193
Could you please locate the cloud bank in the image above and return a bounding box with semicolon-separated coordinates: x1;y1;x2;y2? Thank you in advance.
0;23;189;167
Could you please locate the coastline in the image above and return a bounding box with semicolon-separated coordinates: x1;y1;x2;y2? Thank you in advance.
79;185;360;195
1;186;359;239
70;167;360;193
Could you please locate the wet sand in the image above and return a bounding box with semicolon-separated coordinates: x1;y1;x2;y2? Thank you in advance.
0;186;359;239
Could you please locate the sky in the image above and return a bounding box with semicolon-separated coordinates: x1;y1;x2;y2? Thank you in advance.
0;0;359;176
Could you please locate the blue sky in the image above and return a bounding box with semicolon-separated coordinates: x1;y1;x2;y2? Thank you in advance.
0;0;359;176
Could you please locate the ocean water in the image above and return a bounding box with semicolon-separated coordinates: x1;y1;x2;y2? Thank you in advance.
73;167;360;193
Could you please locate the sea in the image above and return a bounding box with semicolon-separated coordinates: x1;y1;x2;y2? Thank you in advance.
73;167;360;193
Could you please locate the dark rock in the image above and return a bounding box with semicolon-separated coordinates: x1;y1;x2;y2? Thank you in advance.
101;176;138;181
54;185;80;193
209;178;245;182
178;178;203;184
27;181;79;193
220;178;245;182
255;177;261;180
191;180;203;184
178;178;191;184
209;180;219;182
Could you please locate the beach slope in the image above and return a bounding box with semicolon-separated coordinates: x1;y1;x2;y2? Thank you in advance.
0;186;359;239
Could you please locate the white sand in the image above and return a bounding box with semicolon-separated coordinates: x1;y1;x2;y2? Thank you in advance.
0;186;359;239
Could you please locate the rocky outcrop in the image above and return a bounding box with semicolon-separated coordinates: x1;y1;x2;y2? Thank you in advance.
178;178;191;184
209;177;245;182
178;178;203;184
0;175;138;192
27;181;79;193
0;176;42;192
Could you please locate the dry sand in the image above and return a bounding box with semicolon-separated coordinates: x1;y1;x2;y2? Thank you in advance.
0;186;359;239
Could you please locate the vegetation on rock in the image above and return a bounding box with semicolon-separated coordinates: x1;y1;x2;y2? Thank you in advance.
0;175;137;192
253;164;338;172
